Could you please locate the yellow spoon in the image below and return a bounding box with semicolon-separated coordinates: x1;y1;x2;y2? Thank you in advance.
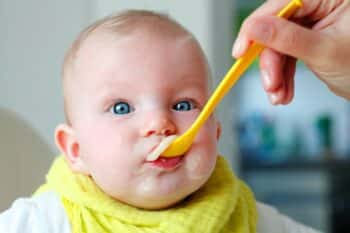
162;0;303;157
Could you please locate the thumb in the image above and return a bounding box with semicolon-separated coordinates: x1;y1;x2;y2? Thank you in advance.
242;16;332;63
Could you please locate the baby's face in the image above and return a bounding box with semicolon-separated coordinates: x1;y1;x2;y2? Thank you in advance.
68;32;220;209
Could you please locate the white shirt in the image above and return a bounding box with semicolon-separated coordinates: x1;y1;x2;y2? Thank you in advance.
0;192;321;233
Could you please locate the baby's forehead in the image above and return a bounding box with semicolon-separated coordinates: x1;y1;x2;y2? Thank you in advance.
83;34;206;78
70;37;207;100
79;26;195;52
72;28;204;77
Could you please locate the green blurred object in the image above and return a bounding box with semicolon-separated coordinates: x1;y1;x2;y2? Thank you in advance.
315;114;333;159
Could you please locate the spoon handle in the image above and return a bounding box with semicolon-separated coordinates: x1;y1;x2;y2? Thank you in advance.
187;0;303;139
162;0;303;157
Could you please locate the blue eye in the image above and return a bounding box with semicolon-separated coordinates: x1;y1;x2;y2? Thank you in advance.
173;100;195;111
111;102;132;115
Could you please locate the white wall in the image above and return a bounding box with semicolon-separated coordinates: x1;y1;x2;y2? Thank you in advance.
0;0;93;152
0;0;95;209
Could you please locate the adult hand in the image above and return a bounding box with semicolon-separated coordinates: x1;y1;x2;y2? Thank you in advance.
232;0;350;104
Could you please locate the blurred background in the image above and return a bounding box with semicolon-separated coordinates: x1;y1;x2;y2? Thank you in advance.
1;0;350;232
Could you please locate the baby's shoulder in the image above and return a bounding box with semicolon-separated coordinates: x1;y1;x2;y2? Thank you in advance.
0;191;71;233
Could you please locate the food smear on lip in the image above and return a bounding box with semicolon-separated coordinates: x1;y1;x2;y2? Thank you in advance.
146;135;178;161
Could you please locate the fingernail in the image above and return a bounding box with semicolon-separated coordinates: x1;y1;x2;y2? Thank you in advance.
232;38;244;57
261;69;273;90
268;93;279;105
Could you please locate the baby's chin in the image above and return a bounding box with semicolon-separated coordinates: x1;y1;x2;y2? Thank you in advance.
122;182;205;210
103;150;217;210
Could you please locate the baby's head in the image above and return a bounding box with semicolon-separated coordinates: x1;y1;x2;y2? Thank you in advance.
55;10;221;209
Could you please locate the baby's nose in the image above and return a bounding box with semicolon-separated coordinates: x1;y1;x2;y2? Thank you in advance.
141;113;176;137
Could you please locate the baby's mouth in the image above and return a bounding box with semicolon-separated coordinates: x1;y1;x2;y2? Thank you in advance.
145;135;178;161
144;135;185;170
149;156;184;170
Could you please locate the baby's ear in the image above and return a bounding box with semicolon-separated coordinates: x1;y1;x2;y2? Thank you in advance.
216;121;222;140
55;124;89;175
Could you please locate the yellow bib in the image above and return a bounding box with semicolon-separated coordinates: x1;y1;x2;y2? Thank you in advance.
36;155;257;233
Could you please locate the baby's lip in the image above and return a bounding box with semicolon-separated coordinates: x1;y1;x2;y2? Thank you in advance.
148;156;184;170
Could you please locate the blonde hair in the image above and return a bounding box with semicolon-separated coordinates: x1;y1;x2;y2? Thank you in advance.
61;10;211;124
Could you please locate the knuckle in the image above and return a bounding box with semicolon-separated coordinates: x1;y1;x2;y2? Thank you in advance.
280;23;299;49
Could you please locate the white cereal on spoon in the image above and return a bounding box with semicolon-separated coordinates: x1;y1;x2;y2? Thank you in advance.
146;135;178;161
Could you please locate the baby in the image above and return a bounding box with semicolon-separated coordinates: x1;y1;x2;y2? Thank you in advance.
0;10;320;233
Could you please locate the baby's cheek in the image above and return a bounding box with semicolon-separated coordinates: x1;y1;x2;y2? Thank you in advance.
185;150;217;181
185;153;203;180
185;121;218;181
174;111;200;131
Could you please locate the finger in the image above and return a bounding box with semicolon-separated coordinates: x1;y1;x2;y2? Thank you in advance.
233;0;291;57
259;48;286;92
233;0;310;58
232;0;324;58
232;32;250;58
266;56;296;105
243;16;331;64
281;57;296;104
